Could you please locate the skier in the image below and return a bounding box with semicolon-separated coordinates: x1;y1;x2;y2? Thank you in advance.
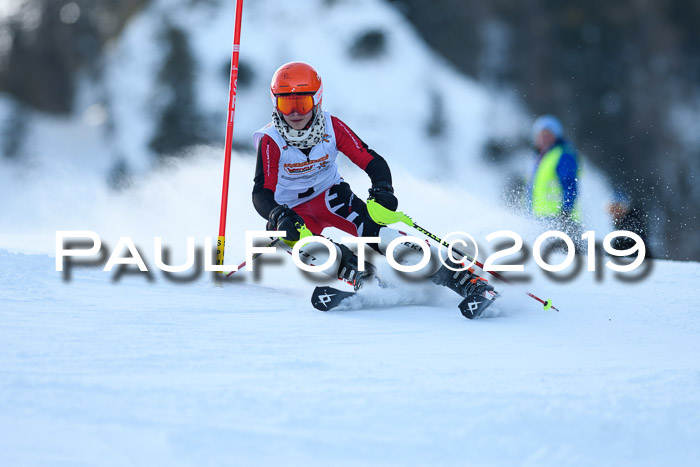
252;61;493;302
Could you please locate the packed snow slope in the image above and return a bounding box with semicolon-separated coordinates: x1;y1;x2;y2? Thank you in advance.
1;150;700;466
1;250;699;466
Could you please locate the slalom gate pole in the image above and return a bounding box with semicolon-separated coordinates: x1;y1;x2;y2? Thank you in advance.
226;238;280;278
407;221;559;312
216;0;244;271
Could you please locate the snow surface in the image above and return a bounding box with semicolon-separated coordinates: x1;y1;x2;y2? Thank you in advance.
1;149;700;465
2;247;700;466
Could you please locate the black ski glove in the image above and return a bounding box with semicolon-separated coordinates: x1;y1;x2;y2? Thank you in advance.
268;205;306;242
368;183;398;211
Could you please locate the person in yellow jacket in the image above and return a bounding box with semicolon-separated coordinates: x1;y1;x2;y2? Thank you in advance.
527;115;581;226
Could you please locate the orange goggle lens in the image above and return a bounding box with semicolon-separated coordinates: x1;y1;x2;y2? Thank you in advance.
276;94;314;116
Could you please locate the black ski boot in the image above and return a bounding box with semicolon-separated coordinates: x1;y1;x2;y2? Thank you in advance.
429;261;495;298
336;244;378;291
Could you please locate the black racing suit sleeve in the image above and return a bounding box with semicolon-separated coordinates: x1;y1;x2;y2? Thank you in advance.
364;154;392;188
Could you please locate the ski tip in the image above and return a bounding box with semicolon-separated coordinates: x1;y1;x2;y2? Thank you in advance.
310;286;356;311
458;293;494;320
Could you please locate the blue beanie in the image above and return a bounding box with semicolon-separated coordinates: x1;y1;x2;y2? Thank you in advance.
532;115;563;141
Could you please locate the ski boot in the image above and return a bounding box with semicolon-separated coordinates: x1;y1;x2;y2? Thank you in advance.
336;244;378;291
430;261;494;298
430;261;497;319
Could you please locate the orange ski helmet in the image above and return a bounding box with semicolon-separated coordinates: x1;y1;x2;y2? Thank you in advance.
270;62;323;116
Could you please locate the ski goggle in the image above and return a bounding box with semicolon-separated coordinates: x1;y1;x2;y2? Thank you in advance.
275;94;315;116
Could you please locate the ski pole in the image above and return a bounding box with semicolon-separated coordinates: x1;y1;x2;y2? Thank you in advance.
406;221;558;311
367;203;556;310
366;201;557;311
226;238;280;277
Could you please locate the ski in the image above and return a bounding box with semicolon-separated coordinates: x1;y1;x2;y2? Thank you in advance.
458;291;498;319
311;285;499;319
311;286;356;311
